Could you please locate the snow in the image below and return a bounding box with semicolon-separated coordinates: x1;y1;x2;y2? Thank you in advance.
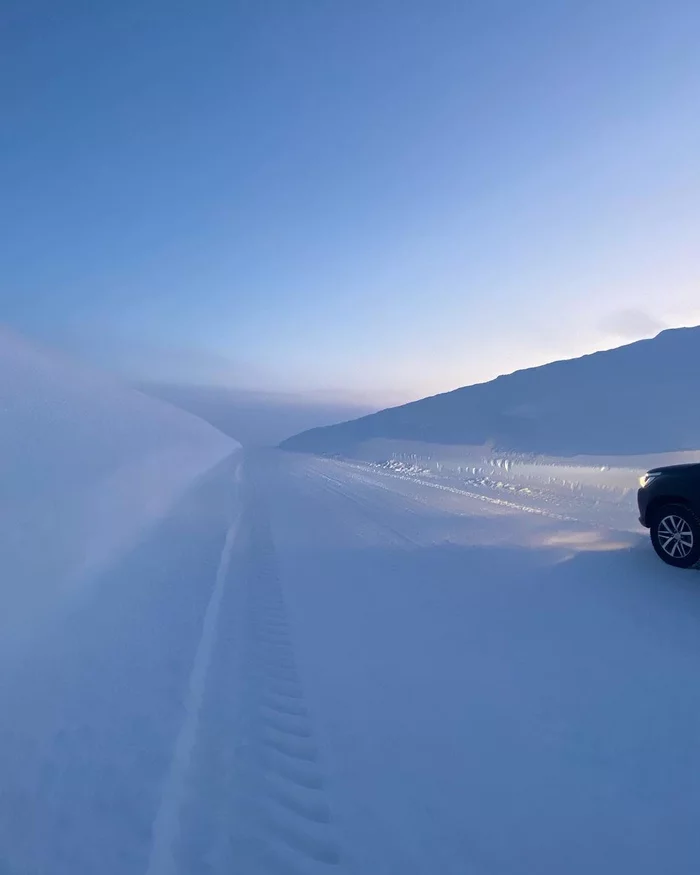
0;328;239;873
251;451;700;874
4;330;700;873
140;381;376;446
0;328;236;657
0;325;238;677
281;324;700;456
146;463;242;875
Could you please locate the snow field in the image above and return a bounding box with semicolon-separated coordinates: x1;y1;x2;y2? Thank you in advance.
3;328;700;875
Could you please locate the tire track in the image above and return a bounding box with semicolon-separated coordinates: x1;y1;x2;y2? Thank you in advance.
309;457;643;543
146;461;243;875
320;457;581;522
235;469;343;873
161;458;343;875
302;464;420;547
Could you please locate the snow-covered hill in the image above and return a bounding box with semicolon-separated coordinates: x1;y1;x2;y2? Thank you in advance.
0;327;236;656
281;325;700;456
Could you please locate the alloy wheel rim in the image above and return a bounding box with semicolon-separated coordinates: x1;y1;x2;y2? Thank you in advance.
658;515;694;559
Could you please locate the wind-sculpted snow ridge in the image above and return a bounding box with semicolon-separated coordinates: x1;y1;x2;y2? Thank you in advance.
0;326;237;657
281;325;700;456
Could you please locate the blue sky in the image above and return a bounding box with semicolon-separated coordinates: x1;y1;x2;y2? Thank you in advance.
3;0;700;403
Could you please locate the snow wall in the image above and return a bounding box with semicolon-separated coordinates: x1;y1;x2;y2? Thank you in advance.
0;327;238;654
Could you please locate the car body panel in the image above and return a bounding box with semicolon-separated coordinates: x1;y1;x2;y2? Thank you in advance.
637;463;700;527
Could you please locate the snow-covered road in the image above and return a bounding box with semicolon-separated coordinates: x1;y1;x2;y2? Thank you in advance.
4;450;700;874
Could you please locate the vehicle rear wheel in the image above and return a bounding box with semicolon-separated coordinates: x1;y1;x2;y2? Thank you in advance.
650;504;700;568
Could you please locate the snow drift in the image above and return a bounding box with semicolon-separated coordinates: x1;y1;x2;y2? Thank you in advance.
0;327;236;655
281;325;700;456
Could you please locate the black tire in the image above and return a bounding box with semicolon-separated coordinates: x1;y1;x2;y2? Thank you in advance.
650;504;700;569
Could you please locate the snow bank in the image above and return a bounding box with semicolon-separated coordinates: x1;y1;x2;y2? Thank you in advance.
281;325;700;456
0;327;237;655
334;437;700;532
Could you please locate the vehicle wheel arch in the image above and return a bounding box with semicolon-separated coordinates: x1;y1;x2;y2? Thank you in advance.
646;495;691;522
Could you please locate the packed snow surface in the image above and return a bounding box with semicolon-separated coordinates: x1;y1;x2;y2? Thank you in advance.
3;391;700;873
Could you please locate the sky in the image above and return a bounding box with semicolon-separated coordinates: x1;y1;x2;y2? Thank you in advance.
2;0;700;405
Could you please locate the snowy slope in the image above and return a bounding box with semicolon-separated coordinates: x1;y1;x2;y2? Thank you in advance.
3;421;700;872
281;325;700;456
0;327;236;657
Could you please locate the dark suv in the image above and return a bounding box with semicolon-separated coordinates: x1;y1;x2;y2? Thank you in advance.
638;464;700;567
